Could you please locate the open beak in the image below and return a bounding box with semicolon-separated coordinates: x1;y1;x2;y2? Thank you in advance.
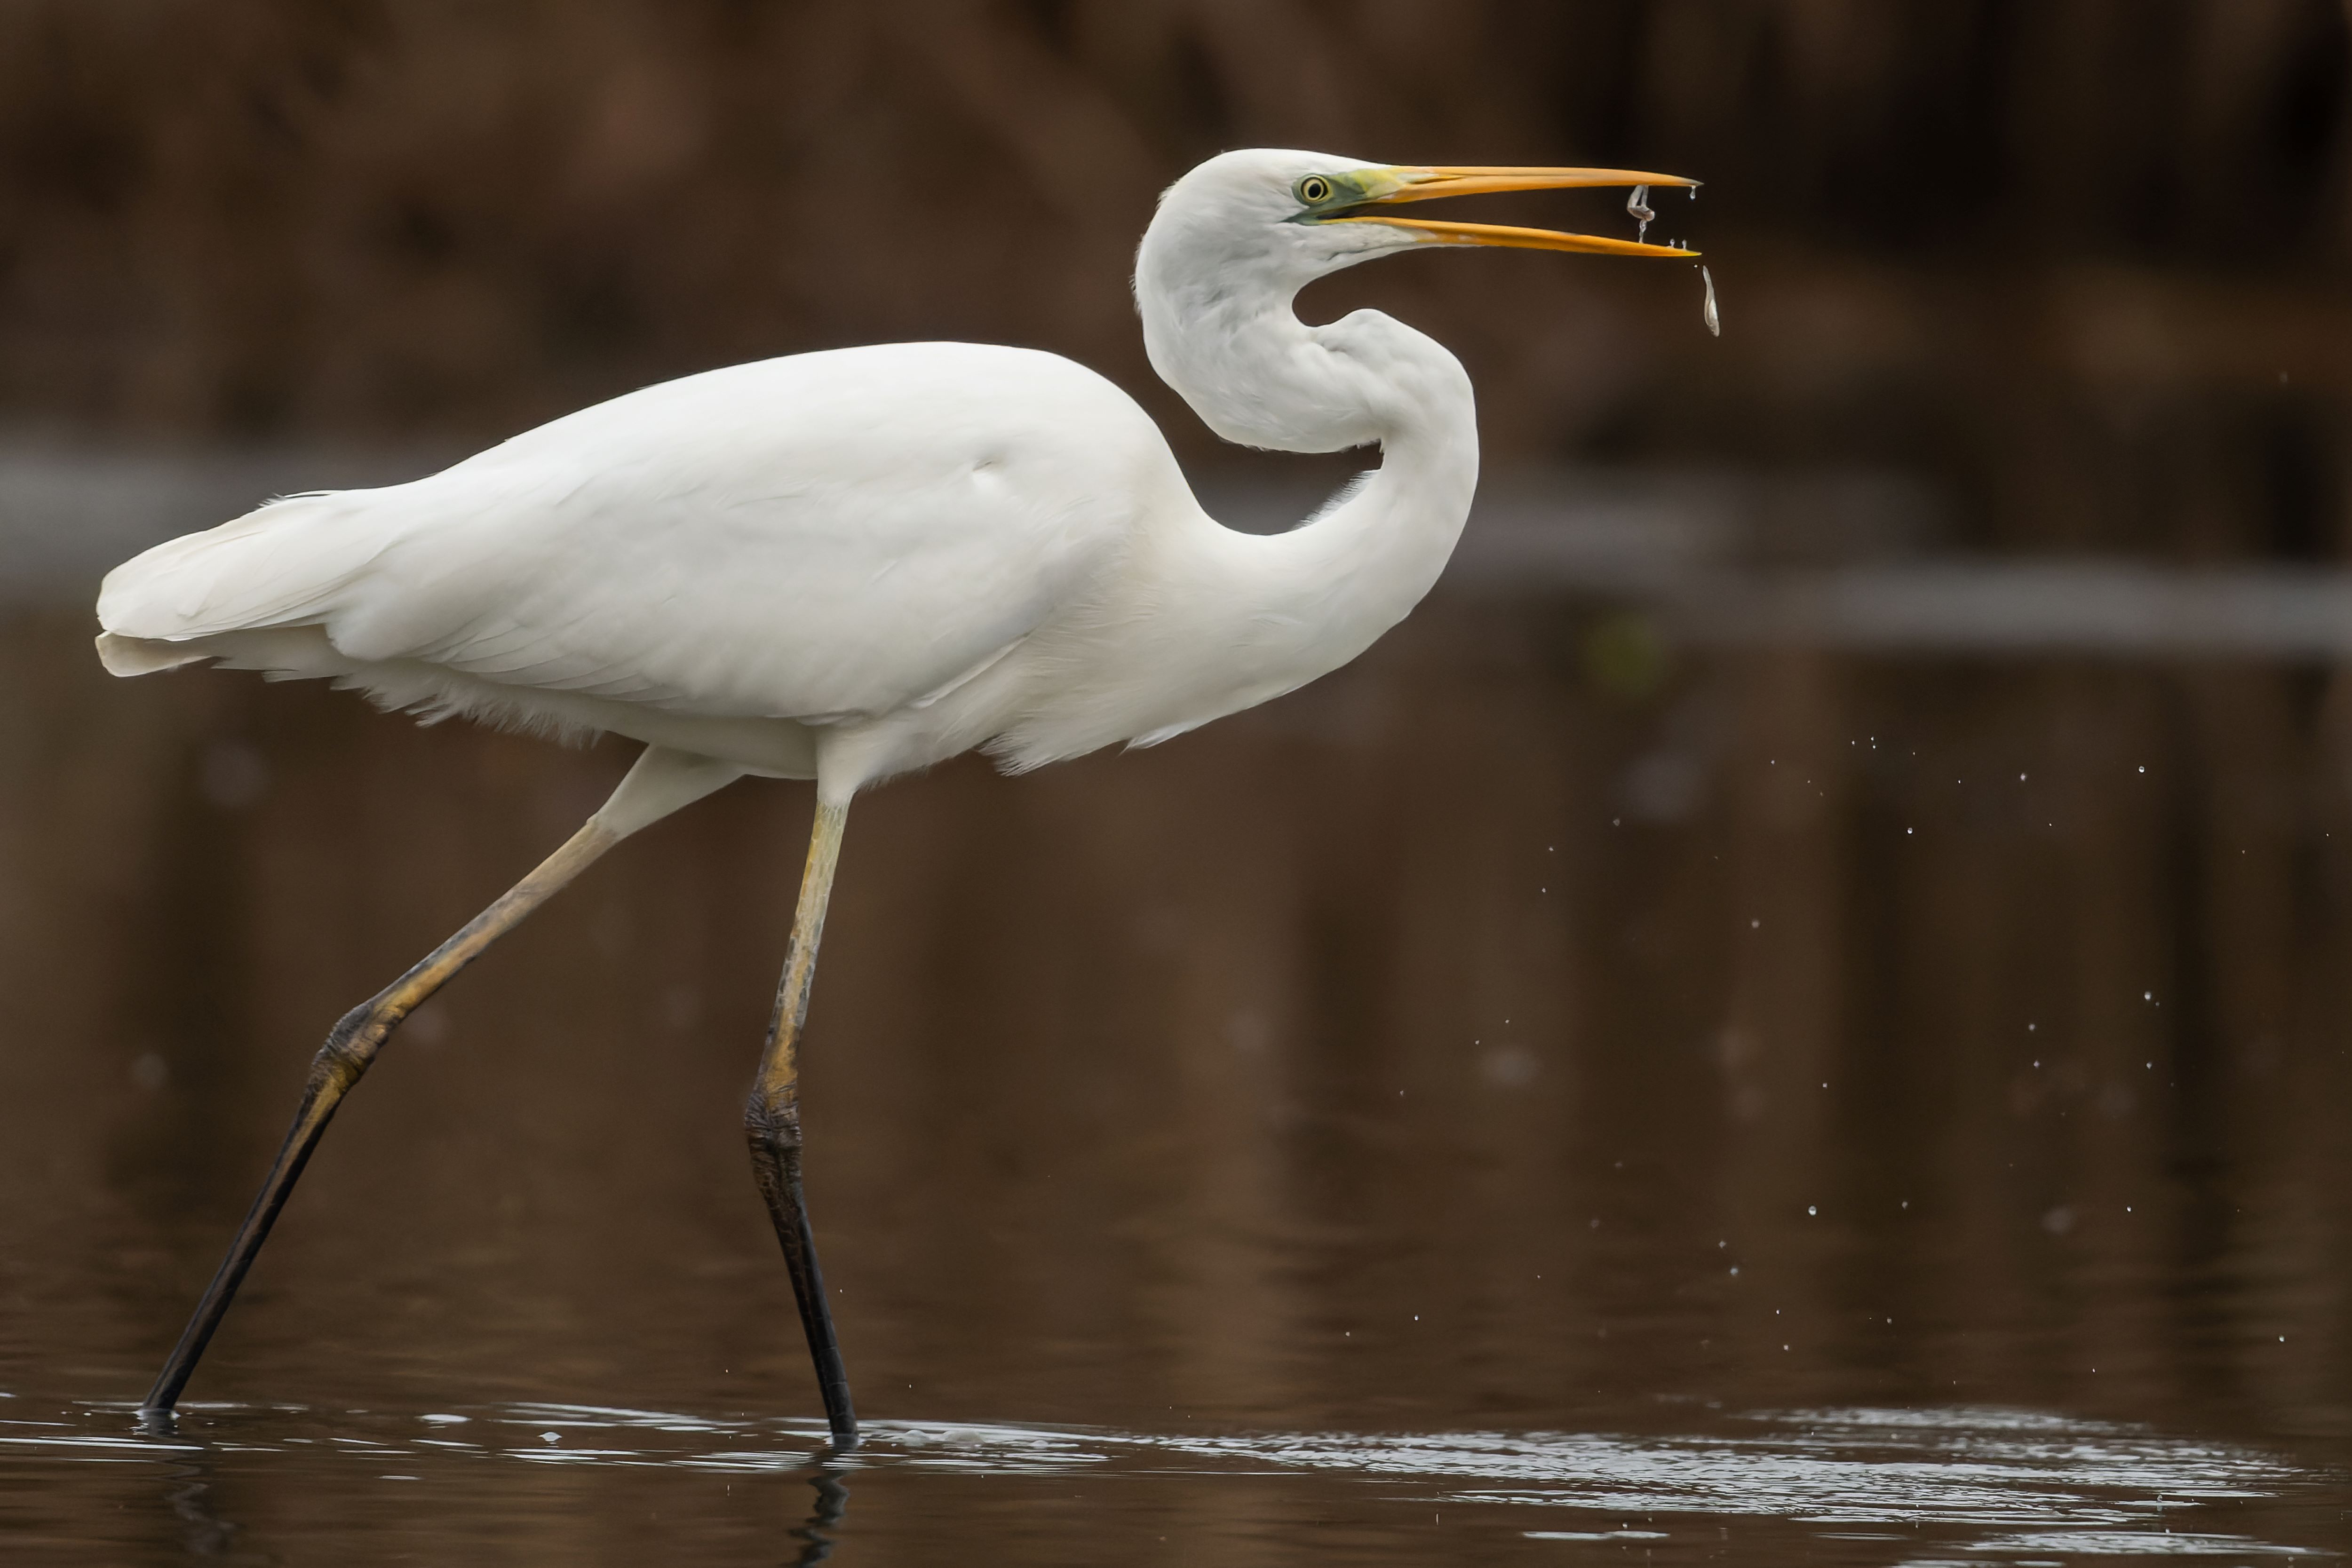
1334;165;1701;258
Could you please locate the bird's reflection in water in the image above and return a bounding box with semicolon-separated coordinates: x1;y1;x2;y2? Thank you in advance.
0;1398;2326;1562
162;1464;241;1559
128;1412;243;1560
785;1471;849;1566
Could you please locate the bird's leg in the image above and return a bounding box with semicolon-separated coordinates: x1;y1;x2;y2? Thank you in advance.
140;818;622;1419
744;796;859;1449
140;744;745;1421
788;1471;850;1565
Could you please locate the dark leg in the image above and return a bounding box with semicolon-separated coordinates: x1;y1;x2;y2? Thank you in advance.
139;817;622;1418
789;1471;850;1565
744;796;858;1449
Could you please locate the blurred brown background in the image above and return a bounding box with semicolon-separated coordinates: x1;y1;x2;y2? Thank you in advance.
3;7;2352;1562
1;0;2347;556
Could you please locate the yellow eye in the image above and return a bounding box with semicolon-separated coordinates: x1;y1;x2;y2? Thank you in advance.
1297;175;1333;205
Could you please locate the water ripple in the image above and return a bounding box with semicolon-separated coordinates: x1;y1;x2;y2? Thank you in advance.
0;1400;2328;1560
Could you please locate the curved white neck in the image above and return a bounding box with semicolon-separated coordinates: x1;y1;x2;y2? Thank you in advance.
1134;250;1481;690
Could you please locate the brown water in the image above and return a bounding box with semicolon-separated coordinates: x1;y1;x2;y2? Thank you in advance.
2;600;2348;1563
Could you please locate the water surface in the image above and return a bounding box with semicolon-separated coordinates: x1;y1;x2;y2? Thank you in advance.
2;600;2347;1561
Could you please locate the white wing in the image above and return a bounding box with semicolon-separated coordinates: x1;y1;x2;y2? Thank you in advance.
98;342;1172;722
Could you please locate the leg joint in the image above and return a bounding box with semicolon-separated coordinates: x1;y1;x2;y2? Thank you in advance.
309;999;388;1094
743;1087;803;1156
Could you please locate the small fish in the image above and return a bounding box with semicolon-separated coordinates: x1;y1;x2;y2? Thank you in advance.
1626;184;1653;241
1700;266;1720;337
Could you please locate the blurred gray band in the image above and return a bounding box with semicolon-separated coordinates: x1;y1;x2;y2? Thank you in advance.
7;446;2349;659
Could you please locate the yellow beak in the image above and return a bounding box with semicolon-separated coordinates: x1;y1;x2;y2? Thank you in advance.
1335;164;1702;258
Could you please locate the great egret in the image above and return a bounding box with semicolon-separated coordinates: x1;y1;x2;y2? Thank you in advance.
97;149;1698;1446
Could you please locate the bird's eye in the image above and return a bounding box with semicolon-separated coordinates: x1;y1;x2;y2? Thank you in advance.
1297;176;1334;205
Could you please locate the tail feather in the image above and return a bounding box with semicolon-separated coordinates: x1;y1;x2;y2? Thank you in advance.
95;492;379;649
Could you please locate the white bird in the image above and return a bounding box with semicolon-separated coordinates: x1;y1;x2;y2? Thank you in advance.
99;149;1698;1446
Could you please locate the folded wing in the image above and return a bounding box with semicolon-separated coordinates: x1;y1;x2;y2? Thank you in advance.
98;343;1164;724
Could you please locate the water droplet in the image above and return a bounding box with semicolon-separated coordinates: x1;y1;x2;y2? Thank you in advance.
1626;184;1653;240
1700;266;1720;337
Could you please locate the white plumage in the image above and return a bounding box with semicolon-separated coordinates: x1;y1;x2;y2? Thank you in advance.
101;342;1174;780
110;149;1699;1438
97;149;1694;805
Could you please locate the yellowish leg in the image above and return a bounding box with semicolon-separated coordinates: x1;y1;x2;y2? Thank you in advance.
141;819;620;1418
743;798;858;1448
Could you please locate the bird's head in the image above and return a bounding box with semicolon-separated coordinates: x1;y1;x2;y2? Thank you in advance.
1137;148;1700;303
1135;149;1701;451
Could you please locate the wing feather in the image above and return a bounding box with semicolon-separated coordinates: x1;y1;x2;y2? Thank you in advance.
99;343;1168;724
